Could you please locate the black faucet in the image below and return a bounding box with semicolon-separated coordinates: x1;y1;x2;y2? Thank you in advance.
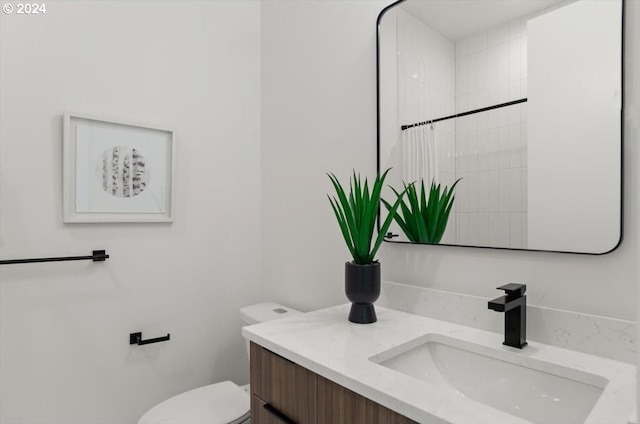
488;283;527;348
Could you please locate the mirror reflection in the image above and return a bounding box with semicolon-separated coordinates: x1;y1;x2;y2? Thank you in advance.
378;0;622;254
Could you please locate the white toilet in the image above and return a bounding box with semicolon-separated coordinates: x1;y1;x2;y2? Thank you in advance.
138;302;302;424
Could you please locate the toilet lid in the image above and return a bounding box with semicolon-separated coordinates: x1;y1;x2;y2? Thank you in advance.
138;381;250;424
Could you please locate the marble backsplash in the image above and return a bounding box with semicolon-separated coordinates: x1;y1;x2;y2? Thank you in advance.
378;281;636;364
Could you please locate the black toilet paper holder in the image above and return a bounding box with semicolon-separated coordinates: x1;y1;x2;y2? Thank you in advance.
129;332;170;346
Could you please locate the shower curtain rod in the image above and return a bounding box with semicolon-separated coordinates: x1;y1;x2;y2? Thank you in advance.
400;98;527;131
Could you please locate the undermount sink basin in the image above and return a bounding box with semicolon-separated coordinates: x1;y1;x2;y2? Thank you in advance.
370;334;609;424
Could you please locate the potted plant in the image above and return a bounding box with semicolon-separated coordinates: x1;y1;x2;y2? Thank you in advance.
382;179;461;244
327;169;408;324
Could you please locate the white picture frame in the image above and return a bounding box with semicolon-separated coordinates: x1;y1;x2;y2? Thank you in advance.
63;113;175;223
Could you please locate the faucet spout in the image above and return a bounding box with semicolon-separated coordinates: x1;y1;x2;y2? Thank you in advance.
487;295;508;312
488;294;525;312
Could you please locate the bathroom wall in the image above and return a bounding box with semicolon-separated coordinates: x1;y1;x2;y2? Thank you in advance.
0;1;262;423
261;0;638;322
261;0;391;311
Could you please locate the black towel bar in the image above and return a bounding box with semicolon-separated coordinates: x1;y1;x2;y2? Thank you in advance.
0;250;109;265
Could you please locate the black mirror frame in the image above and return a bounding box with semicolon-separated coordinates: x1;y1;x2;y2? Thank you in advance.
375;0;626;255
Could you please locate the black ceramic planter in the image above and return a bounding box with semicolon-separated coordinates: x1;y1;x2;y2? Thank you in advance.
345;261;381;324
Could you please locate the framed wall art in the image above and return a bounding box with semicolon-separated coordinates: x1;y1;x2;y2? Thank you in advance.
63;113;175;223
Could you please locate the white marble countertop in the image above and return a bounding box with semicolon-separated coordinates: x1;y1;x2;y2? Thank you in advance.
242;304;635;424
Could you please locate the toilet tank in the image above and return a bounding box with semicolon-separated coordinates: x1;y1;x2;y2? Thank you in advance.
240;302;302;358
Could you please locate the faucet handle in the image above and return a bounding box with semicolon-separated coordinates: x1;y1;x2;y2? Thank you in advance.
496;283;526;298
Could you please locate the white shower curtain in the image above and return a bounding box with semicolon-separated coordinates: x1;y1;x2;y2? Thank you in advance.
400;124;438;187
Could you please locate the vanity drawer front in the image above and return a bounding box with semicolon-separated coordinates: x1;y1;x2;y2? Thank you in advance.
250;342;317;424
251;394;291;424
317;375;417;424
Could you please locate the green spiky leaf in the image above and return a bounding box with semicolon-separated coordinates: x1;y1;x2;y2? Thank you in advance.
327;169;408;264
383;178;462;244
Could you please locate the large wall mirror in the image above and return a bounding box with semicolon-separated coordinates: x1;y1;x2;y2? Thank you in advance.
377;0;623;254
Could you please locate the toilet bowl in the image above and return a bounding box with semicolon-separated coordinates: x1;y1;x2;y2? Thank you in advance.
138;303;302;424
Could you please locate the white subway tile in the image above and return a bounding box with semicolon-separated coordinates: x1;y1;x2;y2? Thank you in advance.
458;213;469;245
509;104;521;125
478;108;489;131
499;169;510;212
520;103;528;123
498;212;511;248
478;50;489;90
468;115;479;133
478;89;490;109
488;170;500;211
456;61;467;96
498;46;510;83
469;52;479;89
488;46;500;86
488;128;500;170
461;133;471;174
468;131;479;173
499;84;510;103
441;222;455;244
488;108;499;129
521;38;528;78
510;125;522;168
488;84;499;105
510;168;522;212
457;115;469;134
468;91;479;111
510;213;523;248
399;76;408;121
468;213;479;245
522;167;528;212
407;77;419;122
521;125;528;166
510;80;522;99
498;107;509;127
478;130;489;172
468;172;479;212
478;212;490;245
510;38;522;81
478;170;489;211
458;173;469;213
457;94;470;114
418;82;427;118
488;212;501;245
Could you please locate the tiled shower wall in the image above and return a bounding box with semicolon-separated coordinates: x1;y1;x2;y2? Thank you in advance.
396;8;457;243
454;17;529;249
396;9;531;248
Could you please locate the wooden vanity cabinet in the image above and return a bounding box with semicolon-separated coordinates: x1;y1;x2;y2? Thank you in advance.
250;342;417;424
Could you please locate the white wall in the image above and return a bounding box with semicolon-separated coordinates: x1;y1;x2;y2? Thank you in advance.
527;0;622;253
0;2;262;423
262;0;637;322
261;0;391;311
